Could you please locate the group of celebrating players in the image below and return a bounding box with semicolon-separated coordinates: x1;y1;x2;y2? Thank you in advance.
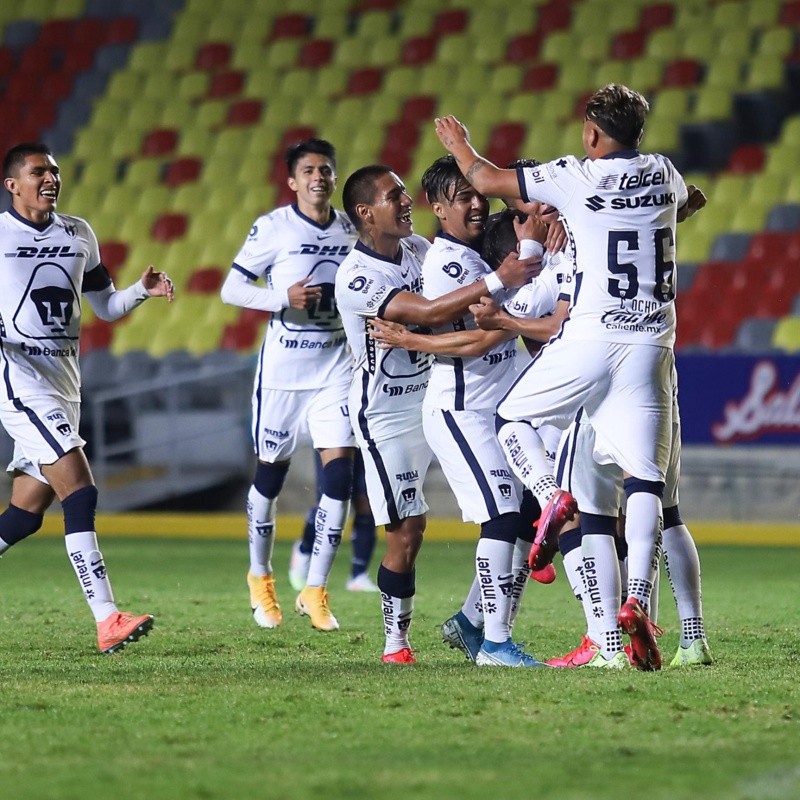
0;82;713;669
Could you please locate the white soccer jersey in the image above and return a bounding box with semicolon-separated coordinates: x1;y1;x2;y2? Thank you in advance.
0;209;108;402
503;248;573;321
335;236;432;438
422;234;518;411
517;153;688;347
231;204;356;390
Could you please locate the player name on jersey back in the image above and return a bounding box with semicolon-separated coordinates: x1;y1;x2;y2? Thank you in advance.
518;153;688;348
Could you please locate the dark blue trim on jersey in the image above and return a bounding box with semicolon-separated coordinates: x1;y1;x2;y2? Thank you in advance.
377;287;401;319
441;410;499;518
438;232;480;253
600;149;640;160
81;263;113;292
13;398;66;458
453;358;465;410
555;408;583;489
290;204;337;231
354;240;402;265
9;207;53;232
252;339;267;454
516;167;530;203
232;262;260;282
357;371;400;523
0;339;14;402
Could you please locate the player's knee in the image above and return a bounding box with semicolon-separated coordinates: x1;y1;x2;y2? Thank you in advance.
622;477;664;500
253;461;290;500
0;504;44;545
377;564;415;598
663;505;682;529
480;512;520;543
61;485;98;534
581;512;617;537
320;456;353;502
559;524;583;555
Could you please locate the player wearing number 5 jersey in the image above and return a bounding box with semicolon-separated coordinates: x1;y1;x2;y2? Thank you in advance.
436;84;705;670
221;139;357;633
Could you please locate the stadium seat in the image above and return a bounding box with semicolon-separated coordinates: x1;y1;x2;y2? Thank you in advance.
298;38;334;68
727;144;765;174
227;100;263;126
733;317;779;353
152;213;189;243
195;42;232;70
639;3;675;32
506;33;542;64
611;30;646;60
522;63;559;92
142;129;179;157
662;58;702;88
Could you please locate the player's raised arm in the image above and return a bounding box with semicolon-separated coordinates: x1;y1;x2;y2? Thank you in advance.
434;115;520;200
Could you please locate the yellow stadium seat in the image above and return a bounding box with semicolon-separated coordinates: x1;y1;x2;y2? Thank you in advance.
676;225;715;264
716;29;756;59
99;185;141;218
556;61;595;94
765;142;800;178
61;185;104;219
749;173;788;206
452;63;489;96
557;121;586;158
106;72;143;101
711;1;747;29
772;317;800;353
646;28;680;61
396;9;435;38
313;11;350;39
641;119;680;153
177;127;216;157
365;36;403;68
782;171;800;203
193;100;229;129
527;91;575;124
540;31;577;64
650;87;692;120
606;3;641;33
266;40;301;70
489;65;523;95
176;73;210;102
578;31;611;62
382;67;420;97
331;36;370;69
628;57;665;94
757;27;795;59
780;115;800;145
571;1;608;34
365;95;402;127
744;56;785;91
691;87;734;122
473;34;507;65
312;65;349;98
134;187;171;218
204;16;242;41
356;10;394;38
419;64;457;96
727;201;770;233
124;159;164;187
79;160;121;187
522;122;563;163
714;174;752;199
158;101;194;130
594;61;632;89
747;0;780;28
673;3;712;32
128;43;169;73
704;57;745;89
281;68;315;98
681;29;717;61
164;40;197;72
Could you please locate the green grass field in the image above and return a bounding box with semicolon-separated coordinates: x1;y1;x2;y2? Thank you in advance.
1;534;798;800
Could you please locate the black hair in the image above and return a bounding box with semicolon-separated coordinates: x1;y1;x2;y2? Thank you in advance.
481;209;525;270
3;142;54;179
421;155;466;205
342;164;393;231
284;138;336;176
505;158;541;170
584;83;649;149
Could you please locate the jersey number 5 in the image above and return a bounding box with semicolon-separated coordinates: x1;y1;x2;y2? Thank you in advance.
607;228;675;302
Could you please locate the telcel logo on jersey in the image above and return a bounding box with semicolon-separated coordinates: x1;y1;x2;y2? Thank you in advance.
618;169;666;190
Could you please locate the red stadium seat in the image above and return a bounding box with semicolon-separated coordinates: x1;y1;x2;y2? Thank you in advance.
187;268;224;294
270;14;310;40
662;59;702;88
106;17;139;45
522;63;559;92
151;213;188;243
402;95;436;124
71;17;107;48
780;0;800;25
38;19;76;48
142;128;179;156
195;42;232;71
379;142;413;176
640;3;675;31
536;1;572;34
346;68;384;96
0;48;12;74
746;232;793;264
612;30;647;60
99;241;129;273
401;35;438;66
298;39;334;68
434;9;468;35
165;157;202;187
727;144;765;174
208;70;245;99
81;321;114;354
506;33;542;64
226;100;263;126
486;122;526;167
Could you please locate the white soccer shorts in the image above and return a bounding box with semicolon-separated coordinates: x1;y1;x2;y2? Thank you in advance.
497;338;674;483
1;396;85;482
352;415;431;527
251;381;355;463
423;406;523;524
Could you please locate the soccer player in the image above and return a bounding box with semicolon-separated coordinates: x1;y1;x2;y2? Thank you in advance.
0;142;174;654
334;164;538;663
436;84;704;670
221;139;356;632
289;449;379;593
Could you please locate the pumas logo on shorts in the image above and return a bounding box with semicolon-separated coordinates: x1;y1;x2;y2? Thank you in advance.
56;422;71;436
401;487;416;502
498;483;512;499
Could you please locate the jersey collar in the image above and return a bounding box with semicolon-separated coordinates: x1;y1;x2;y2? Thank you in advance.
354;239;403;265
9;206;53;232
291;203;336;230
438;231;481;253
600;150;640;160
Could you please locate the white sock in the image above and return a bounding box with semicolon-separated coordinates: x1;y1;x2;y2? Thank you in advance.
306;495;349;587
563;546;595;640
509;537;531;628
461;575;484;629
66;531;116;622
582;534;623;657
247;485;276;577
624;492;662;610
476;538;515;644
496;421;555;502
382;593;413;654
663;523;705;646
0;536;10;556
